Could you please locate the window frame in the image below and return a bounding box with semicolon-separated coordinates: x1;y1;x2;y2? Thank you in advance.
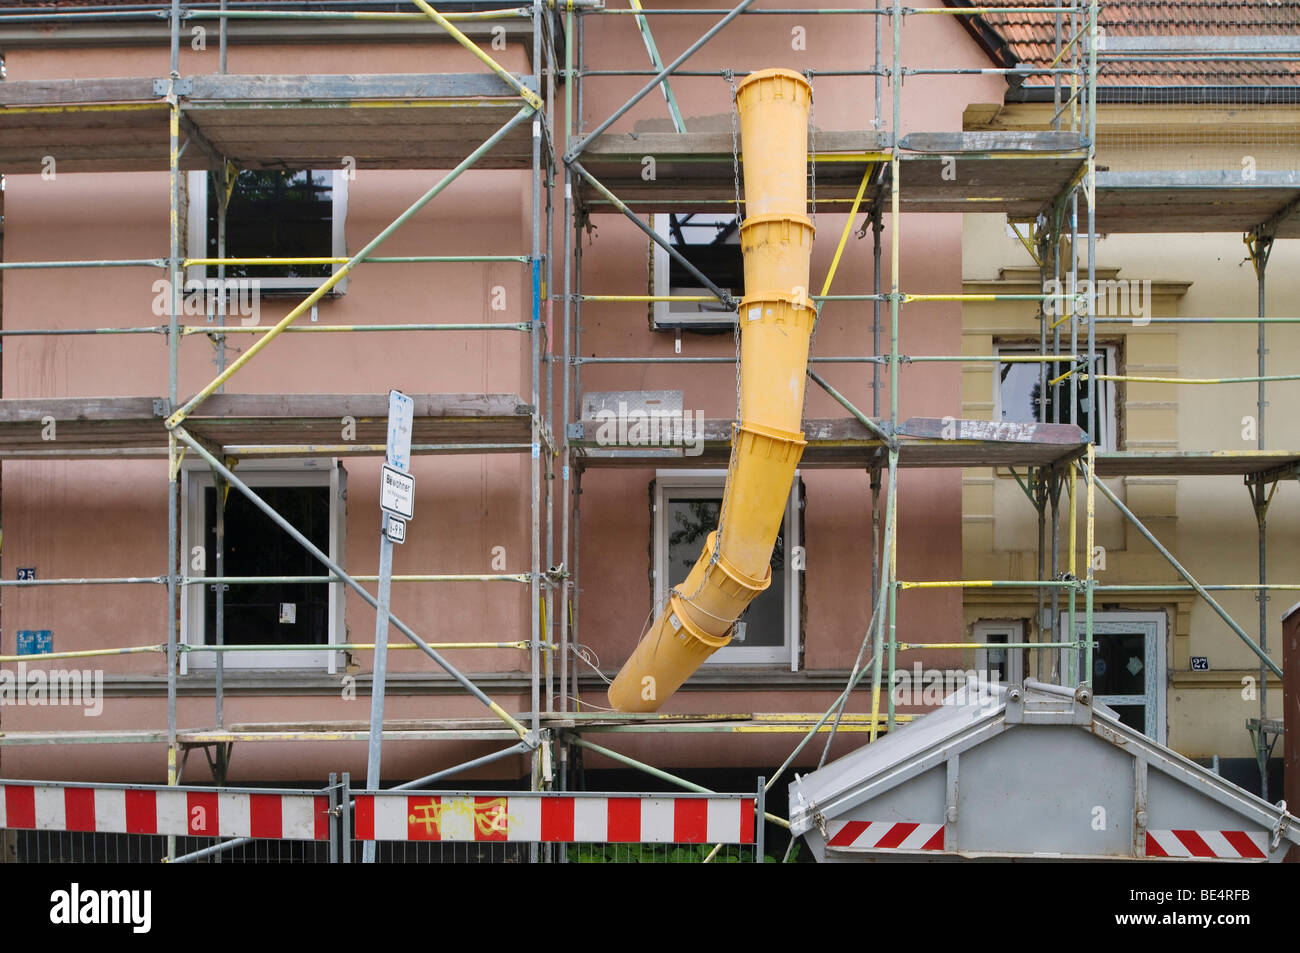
180;459;348;673
993;342;1119;451
1060;610;1167;743
186;168;349;295
650;213;742;331
652;469;801;669
973;619;1025;686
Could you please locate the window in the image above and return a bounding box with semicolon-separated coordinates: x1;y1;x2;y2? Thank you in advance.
651;213;743;330
652;470;800;667
1061;610;1166;743
995;343;1118;450
973;620;1024;686
187;169;349;294
181;461;347;671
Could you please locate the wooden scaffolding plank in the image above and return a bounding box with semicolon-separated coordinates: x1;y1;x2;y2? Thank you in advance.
0;72;538;173
0;394;533;459
571;416;1086;469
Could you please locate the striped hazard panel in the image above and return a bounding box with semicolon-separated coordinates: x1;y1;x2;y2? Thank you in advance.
352;794;754;844
0;783;329;841
825;820;945;851
1145;829;1268;860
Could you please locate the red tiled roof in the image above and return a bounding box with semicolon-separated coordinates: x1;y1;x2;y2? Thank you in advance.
947;1;1300;87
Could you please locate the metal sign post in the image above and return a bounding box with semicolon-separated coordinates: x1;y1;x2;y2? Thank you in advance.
363;389;414;863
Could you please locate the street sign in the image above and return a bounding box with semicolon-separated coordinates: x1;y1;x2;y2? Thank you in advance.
16;630;53;656
387;389;414;473
384;514;407;545
367;388;416;863
380;465;415;519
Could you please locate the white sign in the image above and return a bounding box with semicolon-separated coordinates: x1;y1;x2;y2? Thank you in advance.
384;515;407;545
380;465;415;519
386;389;414;473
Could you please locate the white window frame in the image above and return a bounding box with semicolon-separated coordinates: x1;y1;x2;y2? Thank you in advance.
994;343;1118;451
973;620;1024;686
653;469;800;669
1060;610;1166;743
650;213;741;330
186;168;349;295
180;459;347;673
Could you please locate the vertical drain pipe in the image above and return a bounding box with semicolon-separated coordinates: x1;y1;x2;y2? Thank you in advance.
609;69;815;712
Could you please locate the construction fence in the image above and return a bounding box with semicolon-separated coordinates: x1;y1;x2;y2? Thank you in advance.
0;778;768;864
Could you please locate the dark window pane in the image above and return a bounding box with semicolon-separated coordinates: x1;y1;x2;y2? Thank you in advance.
1000;349;1110;445
204;485;331;646
665;493;784;649
1107;704;1146;735
1089;631;1147;696
984;633;1009;683
207;170;334;280
666;214;743;312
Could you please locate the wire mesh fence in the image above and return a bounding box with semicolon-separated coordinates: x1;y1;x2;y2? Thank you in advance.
0;829;332;864
352;841;764;863
0;830;769;864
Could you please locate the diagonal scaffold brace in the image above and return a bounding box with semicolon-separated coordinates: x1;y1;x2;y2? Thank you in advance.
165;103;537;431
172;429;536;745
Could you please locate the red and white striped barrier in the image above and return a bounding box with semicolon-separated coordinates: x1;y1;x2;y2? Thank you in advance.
1145;829;1267;860
825;820;945;852
0;783;329;841
353;794;755;844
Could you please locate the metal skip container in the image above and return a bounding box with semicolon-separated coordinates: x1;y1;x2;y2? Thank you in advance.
789;678;1300;862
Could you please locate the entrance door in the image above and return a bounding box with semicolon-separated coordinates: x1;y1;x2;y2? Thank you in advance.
1061;611;1166;743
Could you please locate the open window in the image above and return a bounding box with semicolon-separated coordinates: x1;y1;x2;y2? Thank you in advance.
995;343;1119;450
187;168;349;295
652;470;801;668
180;460;347;672
650;213;743;330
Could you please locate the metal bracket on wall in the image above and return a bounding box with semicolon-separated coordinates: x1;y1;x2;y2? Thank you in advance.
155;77;193;97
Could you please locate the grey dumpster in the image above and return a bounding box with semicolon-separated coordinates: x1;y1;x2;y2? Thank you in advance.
790;678;1299;862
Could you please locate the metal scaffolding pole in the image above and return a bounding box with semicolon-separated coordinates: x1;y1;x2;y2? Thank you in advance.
871;210;883;615
1083;0;1098;689
559;0;576;718
165;0;182;862
530;0;544;793
868;449;898;742
213;468;225;728
885;0;901;731
1247;232;1275;799
543;3;558;724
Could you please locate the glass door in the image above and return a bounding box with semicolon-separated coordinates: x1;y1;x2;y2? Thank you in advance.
1062;612;1166;743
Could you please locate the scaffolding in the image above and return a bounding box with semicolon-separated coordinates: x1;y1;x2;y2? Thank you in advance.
0;0;1296;860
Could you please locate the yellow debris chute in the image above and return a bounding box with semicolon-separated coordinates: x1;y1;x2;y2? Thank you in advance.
609;68;815;712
